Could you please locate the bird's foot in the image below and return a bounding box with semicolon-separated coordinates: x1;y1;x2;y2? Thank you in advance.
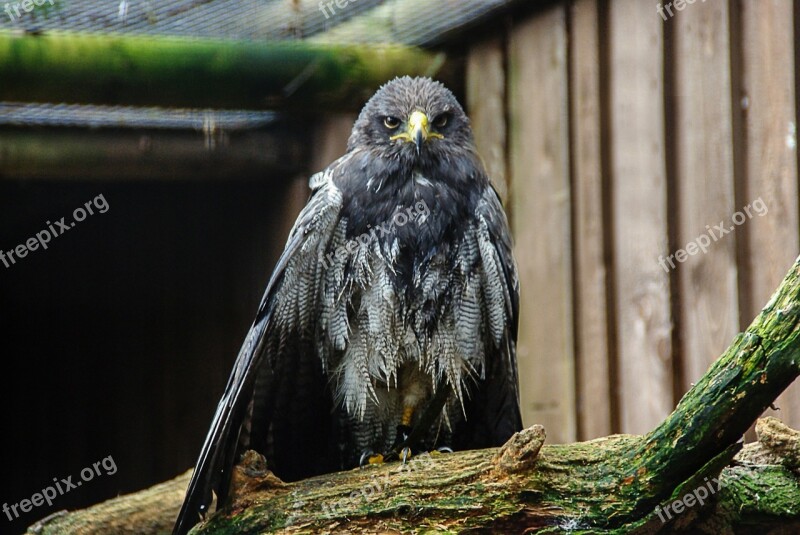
359;450;385;468
379;424;414;463
360;448;412;466
393;445;451;464
363;444;449;468
430;446;453;457
398;444;455;463
363;422;450;467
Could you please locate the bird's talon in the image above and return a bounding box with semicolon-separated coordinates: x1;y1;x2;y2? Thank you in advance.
431;446;453;456
360;450;385;467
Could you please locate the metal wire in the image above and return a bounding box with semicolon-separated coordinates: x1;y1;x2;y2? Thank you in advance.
0;0;519;129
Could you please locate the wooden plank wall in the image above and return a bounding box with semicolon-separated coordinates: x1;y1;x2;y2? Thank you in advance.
739;1;800;426
507;6;576;443
608;0;674;435
671;0;740;404
569;0;614;439
466;0;800;440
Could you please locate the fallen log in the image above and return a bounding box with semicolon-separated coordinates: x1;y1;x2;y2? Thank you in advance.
28;255;800;534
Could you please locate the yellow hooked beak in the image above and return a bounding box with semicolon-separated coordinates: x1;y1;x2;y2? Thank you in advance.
390;111;443;153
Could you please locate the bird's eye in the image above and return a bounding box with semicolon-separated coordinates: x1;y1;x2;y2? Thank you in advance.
433;114;449;128
383;116;401;129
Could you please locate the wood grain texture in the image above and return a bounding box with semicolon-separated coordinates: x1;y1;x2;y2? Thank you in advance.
33;252;800;533
25;470;192;535
311;113;358;173
508;6;576;442
466;36;509;203
739;0;800;429
569;0;613;440
671;0;739;394
608;0;674;435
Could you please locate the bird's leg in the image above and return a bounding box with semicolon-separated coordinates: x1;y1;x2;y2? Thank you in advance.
359;405;415;467
360;405;417;466
396;405;415;464
358;405;414;468
389;378;452;463
388;366;434;463
359;402;418;467
362;378;451;467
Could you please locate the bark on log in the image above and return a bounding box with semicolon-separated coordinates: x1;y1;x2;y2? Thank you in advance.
28;255;800;534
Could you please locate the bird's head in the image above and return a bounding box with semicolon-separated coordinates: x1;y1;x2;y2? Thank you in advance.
348;76;474;163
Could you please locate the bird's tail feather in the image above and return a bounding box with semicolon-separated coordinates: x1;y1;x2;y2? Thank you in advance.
172;313;269;535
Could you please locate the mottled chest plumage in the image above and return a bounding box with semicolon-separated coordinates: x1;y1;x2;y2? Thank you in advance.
318;172;502;433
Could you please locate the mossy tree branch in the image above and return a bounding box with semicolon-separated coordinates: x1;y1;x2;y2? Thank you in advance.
28;256;800;534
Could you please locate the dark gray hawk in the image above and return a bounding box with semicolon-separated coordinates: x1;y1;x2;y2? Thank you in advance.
174;76;522;535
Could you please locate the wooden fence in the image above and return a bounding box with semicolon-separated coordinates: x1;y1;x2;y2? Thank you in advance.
464;0;800;443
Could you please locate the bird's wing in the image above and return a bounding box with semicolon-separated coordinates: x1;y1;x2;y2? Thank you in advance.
173;163;345;535
455;184;523;448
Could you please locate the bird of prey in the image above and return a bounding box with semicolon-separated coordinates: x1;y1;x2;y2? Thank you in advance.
174;76;522;535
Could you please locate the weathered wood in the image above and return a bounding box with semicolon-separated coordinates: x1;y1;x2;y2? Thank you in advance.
27;253;800;533
739;0;800;430
26;419;800;535
466;36;509;204
508;5;576;443
672;0;739;393
30;402;800;534
0;31;446;111
310;114;358;173
25;470;191;535
608;0;673;434
569;0;613;440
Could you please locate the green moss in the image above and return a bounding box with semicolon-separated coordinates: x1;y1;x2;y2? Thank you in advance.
0;31;446;110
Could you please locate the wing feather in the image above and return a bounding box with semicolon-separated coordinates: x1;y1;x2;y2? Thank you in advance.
173;165;345;535
454;185;522;448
